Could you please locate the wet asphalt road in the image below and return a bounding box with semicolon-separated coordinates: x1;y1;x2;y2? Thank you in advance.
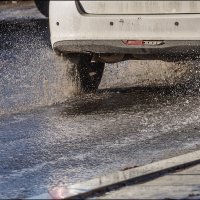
1;5;200;199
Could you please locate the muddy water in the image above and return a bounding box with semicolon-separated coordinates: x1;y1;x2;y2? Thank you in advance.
1;15;200;116
1;6;200;199
0;19;71;116
1;87;200;198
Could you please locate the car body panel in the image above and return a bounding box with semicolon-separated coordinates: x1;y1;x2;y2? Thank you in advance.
50;1;200;59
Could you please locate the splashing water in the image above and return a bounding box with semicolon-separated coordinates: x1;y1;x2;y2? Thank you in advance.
1;6;200;116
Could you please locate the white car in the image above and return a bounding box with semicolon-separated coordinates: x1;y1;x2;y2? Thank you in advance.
37;1;200;92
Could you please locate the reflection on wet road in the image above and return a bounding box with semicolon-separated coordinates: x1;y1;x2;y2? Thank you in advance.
1;88;200;198
1;5;200;199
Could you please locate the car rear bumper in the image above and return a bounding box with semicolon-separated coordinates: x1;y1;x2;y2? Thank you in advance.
54;40;200;60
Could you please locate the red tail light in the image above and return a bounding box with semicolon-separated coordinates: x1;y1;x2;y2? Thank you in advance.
122;40;144;46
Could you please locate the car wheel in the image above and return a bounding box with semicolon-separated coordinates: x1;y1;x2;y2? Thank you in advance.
35;0;49;17
62;54;105;94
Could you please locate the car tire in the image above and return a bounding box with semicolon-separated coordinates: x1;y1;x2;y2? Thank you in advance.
62;54;105;94
35;0;49;17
